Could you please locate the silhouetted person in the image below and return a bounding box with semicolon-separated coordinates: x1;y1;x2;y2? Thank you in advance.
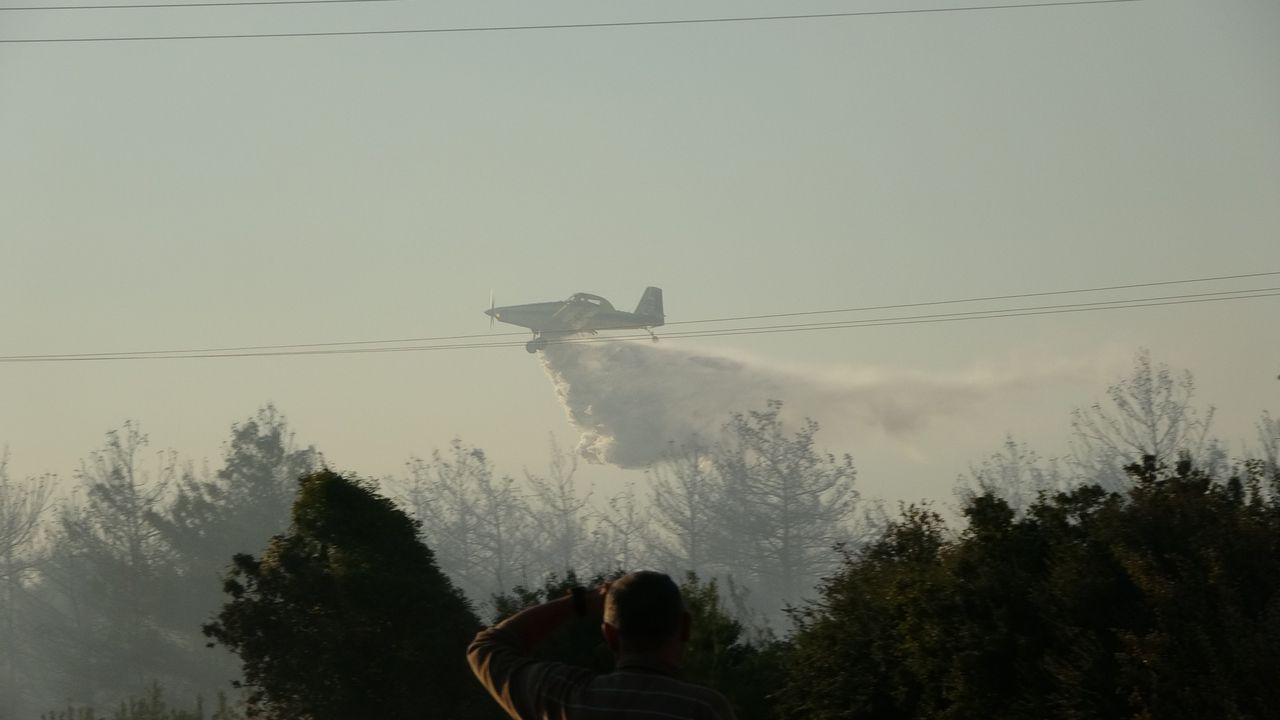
468;570;736;719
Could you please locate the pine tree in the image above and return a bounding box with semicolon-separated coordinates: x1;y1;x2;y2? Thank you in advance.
715;401;858;614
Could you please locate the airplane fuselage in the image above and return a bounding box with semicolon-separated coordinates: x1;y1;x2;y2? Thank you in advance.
488;302;657;333
485;288;665;352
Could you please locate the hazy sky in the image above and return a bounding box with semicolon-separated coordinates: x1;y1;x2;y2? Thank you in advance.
2;0;1277;505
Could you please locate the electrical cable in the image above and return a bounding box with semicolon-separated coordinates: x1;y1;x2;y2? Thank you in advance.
666;270;1280;326
0;0;393;11
3;286;1274;363
0;0;1141;43
626;287;1280;341
517;288;1280;349
1;269;1272;361
0;329;531;361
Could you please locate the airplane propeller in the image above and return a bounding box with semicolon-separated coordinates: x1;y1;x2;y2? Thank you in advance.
489;291;495;329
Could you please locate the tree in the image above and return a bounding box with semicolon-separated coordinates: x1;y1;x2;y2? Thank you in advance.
203;470;488;720
1257;410;1278;483
778;504;951;720
1057;457;1280;718
1070;349;1219;490
715;400;858;614
21;408;321;715
523;436;591;577
646;439;722;575
587;480;647;573
147;406;323;699
0;450;54;719
36;422;184;706
158;405;321;576
403;439;533;605
677;574;785;720
780;458;1280;720
956;435;1064;517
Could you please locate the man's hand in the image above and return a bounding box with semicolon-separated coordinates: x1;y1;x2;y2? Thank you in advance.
585;583;610;619
496;583;611;652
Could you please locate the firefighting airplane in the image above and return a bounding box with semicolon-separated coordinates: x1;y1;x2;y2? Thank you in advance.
485;287;664;353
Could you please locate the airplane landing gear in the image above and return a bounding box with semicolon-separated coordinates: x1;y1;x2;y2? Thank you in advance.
526;338;547;353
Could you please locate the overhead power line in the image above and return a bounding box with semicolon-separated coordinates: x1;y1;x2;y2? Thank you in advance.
0;0;1141;43
0;0;392;11
448;288;1280;351
648;287;1280;340
1;269;1271;362
668;269;1280;326
2;285;1275;363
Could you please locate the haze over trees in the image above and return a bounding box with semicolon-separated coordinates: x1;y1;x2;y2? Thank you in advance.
0;452;52;718
714;401;858;614
3;407;319;718
524;437;592;575
960;349;1226;510
40;422;178;707
401;439;529;604
1069;347;1222;489
0;349;1276;718
400;400;863;620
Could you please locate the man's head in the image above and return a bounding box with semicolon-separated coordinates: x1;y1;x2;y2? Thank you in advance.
601;571;690;659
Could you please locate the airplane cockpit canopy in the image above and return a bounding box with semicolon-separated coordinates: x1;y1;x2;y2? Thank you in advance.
568;293;615;310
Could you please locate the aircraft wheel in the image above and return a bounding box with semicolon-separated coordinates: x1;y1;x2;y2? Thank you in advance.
525;340;539;354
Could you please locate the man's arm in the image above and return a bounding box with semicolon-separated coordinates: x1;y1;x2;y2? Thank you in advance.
498;592;581;650
466;586;607;719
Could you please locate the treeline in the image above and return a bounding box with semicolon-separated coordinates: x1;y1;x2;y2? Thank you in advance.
200;469;785;720
781;454;1280;718
0;407;319;719
201;450;1280;719
404;399;862;621
0;398;862;718
1;350;1277;718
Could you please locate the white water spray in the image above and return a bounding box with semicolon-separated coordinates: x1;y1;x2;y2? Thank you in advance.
539;341;1035;468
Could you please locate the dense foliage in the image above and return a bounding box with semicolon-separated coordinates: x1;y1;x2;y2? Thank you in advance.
5;407;318;717
202;470;488;720
780;456;1280;720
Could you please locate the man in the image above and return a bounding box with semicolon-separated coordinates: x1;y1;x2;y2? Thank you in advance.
467;571;737;720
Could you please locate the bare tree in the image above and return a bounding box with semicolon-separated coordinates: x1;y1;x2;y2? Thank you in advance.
715;401;858;614
1258;411;1279;481
1070;349;1219;490
956;435;1065;516
473;471;534;597
37;422;179;705
158;404;321;572
524;436;591;576
588;480;647;573
76;424;176;586
0;450;54;719
646;439;722;575
403;439;532;605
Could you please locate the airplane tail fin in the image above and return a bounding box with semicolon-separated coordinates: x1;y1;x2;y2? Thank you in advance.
635;287;664;326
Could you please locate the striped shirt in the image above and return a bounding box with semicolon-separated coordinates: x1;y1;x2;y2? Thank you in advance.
468;625;737;720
